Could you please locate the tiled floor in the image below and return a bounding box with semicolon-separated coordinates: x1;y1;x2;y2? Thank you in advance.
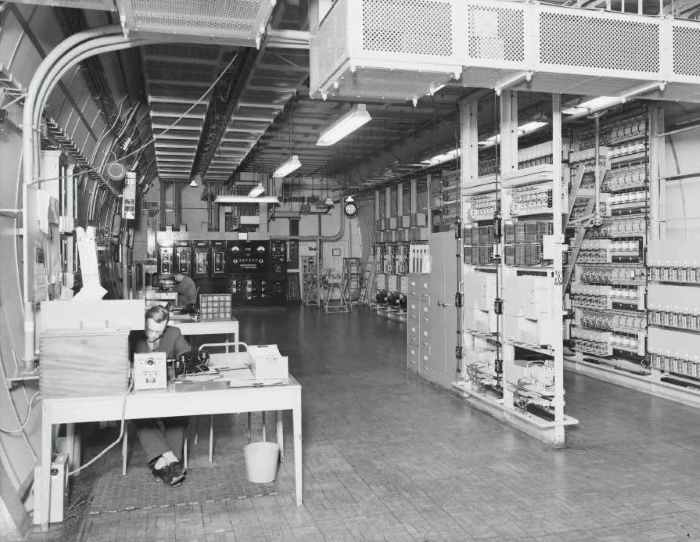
37;306;700;540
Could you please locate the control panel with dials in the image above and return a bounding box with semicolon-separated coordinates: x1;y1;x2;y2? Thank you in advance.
226;241;270;274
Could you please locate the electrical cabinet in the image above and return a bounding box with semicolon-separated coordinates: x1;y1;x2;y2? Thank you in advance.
406;232;459;389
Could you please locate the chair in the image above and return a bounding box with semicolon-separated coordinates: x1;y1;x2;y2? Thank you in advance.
121;339;243;475
194;342;281;464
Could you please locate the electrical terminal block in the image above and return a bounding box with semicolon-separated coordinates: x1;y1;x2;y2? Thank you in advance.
508;185;554;216
578;309;646;333
579;113;646;150
649;266;700;284
465;193;497;221
602;165;646;192
607;190;646;208
518;141;554;170
571;284;642;309
571;327;614;356
650;353;700;379
578;265;646;285
649;310;700;331
569;146;611;166
584;217;646;239
578;239;641;264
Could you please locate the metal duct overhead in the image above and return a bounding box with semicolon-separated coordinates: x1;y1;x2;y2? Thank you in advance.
4;0;275;46
118;0;276;46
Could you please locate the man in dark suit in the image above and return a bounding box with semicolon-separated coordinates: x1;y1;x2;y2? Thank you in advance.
174;272;197;306
133;305;190;486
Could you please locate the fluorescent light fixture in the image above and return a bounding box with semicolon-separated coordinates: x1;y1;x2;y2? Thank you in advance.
247;182;265;197
316;104;372;147
426;84;446;96
421;148;461;167
562;96;618;115
214;195;280;204
478;121;549;147
273;155;301;178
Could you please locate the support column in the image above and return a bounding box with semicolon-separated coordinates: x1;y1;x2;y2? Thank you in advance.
375;189;381;221
385;186;391;219
499;90;518;414
410;178;418;215
551;94;565;448
397;183;404;217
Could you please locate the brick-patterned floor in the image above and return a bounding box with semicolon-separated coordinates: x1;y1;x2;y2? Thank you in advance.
33;306;700;540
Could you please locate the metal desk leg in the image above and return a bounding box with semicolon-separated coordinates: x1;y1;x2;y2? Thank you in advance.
276;411;284;463
293;393;302;506
40;402;52;531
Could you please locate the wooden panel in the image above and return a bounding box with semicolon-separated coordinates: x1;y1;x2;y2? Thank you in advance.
40;300;145;331
40;331;130;398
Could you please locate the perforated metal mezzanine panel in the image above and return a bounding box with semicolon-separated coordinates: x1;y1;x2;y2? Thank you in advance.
310;0;350;98
361;0;453;57
310;0;463;101
466;2;525;65
673;22;700;80
118;0;275;45
537;6;660;77
3;0;114;10
311;0;700;104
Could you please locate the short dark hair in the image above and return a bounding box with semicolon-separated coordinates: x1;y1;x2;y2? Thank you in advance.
146;305;170;323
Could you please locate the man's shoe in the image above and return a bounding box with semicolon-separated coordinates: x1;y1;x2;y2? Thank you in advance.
151;463;184;486
168;461;185;485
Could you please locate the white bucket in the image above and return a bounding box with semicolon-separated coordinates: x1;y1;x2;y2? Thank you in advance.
243;442;279;484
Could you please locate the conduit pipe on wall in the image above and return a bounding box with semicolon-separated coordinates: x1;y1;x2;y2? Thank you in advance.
270;209;347;243
21;26;154;363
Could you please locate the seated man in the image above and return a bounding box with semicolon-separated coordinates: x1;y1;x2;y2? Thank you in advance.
133;305;190;486
174;272;197;306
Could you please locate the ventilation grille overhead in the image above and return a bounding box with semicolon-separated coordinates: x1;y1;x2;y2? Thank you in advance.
119;0;275;45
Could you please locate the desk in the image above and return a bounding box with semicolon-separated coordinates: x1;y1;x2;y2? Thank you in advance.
169;317;239;346
38;376;302;530
145;291;178;305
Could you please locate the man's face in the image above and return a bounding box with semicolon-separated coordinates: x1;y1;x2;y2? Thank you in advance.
145;318;167;343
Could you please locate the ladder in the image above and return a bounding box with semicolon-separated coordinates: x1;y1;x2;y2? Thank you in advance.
358;255;377;308
341;258;363;309
562;164;606;291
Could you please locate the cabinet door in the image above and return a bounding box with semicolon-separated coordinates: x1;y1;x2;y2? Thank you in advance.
420;233;455;386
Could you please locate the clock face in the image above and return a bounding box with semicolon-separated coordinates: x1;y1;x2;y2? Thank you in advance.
344;202;357;217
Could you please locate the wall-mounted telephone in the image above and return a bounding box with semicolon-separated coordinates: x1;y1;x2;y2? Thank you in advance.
173;350;210;376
